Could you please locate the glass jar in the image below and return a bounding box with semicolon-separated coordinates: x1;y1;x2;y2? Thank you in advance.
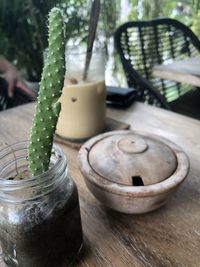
56;46;106;140
0;141;82;267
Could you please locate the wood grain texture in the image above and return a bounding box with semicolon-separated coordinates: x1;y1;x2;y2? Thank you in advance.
54;117;130;149
87;132;178;185
78;130;189;214
152;56;200;87
0;102;200;266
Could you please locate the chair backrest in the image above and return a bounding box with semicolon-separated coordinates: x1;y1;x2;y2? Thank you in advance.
114;18;200;103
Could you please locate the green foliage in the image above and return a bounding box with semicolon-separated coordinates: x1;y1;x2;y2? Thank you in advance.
100;0;120;40
129;0;200;25
0;0;57;81
192;0;200;13
28;7;65;176
0;0;87;81
128;1;200;46
192;10;200;37
58;1;88;44
0;0;120;82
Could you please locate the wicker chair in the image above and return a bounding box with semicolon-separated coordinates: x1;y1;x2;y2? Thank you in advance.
114;18;200;118
0;77;36;111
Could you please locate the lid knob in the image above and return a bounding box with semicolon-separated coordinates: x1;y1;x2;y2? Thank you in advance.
118;136;148;154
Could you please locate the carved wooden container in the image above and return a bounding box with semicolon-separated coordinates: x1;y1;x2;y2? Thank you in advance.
78;130;189;214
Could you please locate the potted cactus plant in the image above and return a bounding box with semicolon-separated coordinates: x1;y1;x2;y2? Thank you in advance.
0;7;82;267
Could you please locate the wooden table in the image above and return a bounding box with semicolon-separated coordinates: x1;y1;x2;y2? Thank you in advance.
0;102;200;267
152;56;200;87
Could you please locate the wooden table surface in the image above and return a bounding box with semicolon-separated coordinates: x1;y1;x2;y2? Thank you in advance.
152;56;200;87
0;102;200;267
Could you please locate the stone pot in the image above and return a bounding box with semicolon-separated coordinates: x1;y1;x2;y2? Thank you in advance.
78;130;189;214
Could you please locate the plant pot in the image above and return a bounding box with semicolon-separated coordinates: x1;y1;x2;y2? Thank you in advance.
56;46;106;140
0;141;83;267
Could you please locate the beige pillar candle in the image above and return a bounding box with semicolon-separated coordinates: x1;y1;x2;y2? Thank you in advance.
57;79;106;140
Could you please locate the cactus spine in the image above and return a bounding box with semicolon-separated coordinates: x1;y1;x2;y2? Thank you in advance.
28;7;65;176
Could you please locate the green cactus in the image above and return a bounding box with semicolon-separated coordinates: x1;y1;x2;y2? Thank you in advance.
28;7;65;176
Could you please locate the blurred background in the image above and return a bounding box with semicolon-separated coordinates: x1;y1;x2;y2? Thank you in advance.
0;0;199;86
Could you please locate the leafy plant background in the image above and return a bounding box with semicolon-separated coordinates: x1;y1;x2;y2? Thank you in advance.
0;0;88;81
0;0;120;82
0;0;199;84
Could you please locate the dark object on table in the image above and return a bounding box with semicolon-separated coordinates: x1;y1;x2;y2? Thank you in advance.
0;77;35;111
114;17;200;118
106;85;137;108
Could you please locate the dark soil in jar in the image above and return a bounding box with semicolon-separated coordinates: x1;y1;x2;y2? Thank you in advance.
0;180;83;267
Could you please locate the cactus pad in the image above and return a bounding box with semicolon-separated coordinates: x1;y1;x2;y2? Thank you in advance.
28;7;65;176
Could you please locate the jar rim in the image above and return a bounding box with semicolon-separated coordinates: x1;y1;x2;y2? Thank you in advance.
0;141;67;188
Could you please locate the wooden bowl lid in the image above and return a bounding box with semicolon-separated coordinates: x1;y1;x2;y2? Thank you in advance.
88;132;177;186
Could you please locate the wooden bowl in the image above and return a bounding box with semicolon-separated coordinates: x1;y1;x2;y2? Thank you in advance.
78;130;189;214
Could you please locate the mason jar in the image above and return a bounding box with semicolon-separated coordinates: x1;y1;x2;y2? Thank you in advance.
0;141;83;267
56;46;106;140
